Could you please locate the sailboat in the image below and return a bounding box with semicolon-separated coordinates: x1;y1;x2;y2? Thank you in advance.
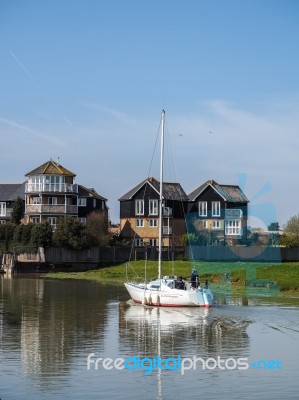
124;110;214;307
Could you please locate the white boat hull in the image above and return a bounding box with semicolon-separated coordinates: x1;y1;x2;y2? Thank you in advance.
124;282;213;307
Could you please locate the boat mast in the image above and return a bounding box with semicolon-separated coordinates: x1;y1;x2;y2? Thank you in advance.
158;109;165;280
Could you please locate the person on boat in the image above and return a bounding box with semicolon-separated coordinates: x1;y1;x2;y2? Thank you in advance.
176;276;185;290
191;269;199;289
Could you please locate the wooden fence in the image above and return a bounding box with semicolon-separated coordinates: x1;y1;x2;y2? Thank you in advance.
2;246;299;271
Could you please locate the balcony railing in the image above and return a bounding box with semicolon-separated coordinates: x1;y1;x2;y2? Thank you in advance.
25;205;78;214
225;209;242;218
25;183;78;193
162;226;172;235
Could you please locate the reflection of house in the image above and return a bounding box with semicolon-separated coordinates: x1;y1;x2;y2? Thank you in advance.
0;183;25;224
188;180;249;244
24;160;108;230
119;177;188;246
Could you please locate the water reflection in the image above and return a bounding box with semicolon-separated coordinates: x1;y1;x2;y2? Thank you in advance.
0;276;116;384
1;276;299;400
119;302;251;359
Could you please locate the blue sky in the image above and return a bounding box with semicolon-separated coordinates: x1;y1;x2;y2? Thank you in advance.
1;0;299;225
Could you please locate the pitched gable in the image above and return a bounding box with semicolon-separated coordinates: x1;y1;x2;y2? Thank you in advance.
119;177;188;201
25;160;76;177
188;180;248;203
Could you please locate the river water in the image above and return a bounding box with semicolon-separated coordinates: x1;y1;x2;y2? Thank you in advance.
0;275;299;400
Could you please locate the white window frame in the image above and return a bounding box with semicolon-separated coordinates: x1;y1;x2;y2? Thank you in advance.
135;200;144;216
0;202;6;216
32;197;41;205
48;217;57;228
136;219;144;227
149;219;158;227
78;198;87;206
212;201;221;217
198;201;207;217
32;217;40;224
134;238;144;246
212;220;221;229
225;219;241;236
149;199;158;215
150;239;158;246
48;197;57;205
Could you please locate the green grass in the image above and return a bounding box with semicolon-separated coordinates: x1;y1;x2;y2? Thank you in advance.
44;260;299;294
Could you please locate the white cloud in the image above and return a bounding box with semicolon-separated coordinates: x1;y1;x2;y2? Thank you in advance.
81;102;137;126
0;117;66;147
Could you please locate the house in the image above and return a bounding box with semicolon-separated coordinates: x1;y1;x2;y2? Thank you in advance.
77;185;108;228
188;180;249;244
119;177;188;247
24;160;108;230
0;183;25;224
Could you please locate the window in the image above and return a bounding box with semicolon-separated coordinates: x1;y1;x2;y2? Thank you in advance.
212;201;221;217
136;219;144;227
78;198;87;206
79;217;87;225
0;202;6;216
32;217;40;224
48;197;57;205
212;220;221;229
32;197;41;204
225;220;241;235
201;220;207;229
48;217;57;230
198;201;207;217
150;239;158;246
135;200;144;216
163;207;172;217
149;199;158;215
93;199;96;208
134;238;144;246
149;219;158;227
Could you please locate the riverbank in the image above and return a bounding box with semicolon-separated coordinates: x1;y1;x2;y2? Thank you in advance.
44;260;299;294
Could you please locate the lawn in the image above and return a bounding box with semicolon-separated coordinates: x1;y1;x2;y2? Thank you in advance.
44;260;299;294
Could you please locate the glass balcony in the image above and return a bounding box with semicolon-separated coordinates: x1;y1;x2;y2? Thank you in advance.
25;183;78;193
162;226;172;235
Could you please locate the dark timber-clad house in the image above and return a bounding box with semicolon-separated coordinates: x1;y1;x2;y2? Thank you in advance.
24;160;108;230
188;180;249;244
119;177;188;246
0;183;25;224
77;185;108;225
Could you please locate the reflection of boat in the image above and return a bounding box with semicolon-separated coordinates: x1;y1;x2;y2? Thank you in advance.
124;110;213;307
119;302;250;356
123;300;210;330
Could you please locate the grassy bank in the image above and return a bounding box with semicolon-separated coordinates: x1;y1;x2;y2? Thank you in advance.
44;260;299;294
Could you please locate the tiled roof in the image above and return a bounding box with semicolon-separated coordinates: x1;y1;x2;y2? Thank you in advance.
0;183;25;201
78;185;107;201
25;160;76;177
188;180;249;203
119;177;188;201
